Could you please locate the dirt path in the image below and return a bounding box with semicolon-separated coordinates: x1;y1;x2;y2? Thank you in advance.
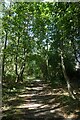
2;79;80;120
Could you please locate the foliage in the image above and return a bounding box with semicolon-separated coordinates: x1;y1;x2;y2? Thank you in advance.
2;2;80;88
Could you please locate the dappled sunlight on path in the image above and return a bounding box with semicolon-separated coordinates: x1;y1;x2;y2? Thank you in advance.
2;79;80;120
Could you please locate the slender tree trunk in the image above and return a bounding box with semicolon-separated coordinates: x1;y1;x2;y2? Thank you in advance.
60;50;76;99
15;35;20;82
17;48;26;83
19;64;25;82
17;61;26;82
2;31;7;81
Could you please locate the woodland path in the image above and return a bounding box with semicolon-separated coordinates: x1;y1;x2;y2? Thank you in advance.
2;79;80;120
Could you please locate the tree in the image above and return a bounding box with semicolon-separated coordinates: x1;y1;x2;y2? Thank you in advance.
2;2;80;99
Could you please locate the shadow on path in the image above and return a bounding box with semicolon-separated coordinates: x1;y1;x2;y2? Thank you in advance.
2;79;80;120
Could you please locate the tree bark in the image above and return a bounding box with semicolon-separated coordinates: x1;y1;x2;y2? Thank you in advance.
16;47;26;83
2;31;7;81
60;50;76;99
15;34;20;82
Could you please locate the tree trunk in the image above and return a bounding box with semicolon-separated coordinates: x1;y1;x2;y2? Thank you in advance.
17;62;26;82
2;31;7;81
15;34;20;82
60;50;76;99
16;47;26;83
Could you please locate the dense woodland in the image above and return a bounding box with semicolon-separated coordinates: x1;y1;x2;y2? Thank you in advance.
1;2;80;120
